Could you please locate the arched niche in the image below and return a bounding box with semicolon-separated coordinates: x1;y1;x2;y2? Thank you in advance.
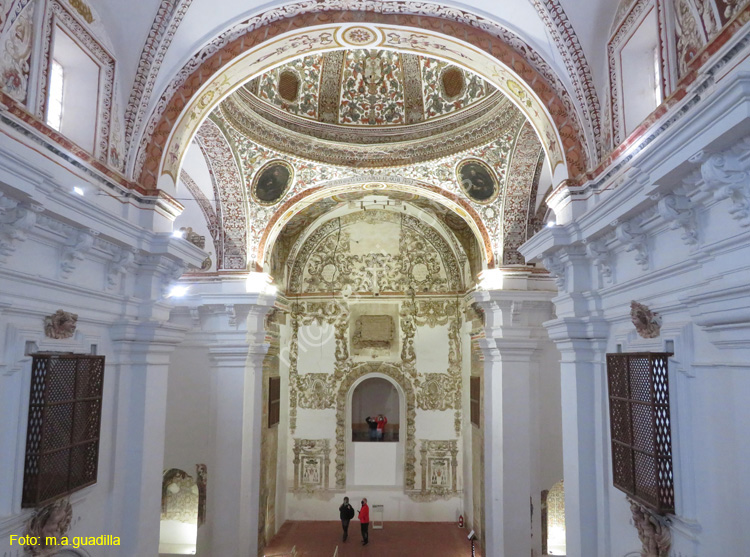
335;363;416;490
351;377;400;442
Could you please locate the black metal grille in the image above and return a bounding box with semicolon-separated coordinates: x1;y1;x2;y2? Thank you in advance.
606;352;674;514
22;353;105;507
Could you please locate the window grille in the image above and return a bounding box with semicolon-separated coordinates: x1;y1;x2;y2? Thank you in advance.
606;352;674;514
268;376;280;427
470;376;480;427
22;353;104;507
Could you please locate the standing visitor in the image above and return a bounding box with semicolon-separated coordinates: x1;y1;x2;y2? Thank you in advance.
358;497;370;545
365;416;377;441
338;496;355;542
376;414;387;441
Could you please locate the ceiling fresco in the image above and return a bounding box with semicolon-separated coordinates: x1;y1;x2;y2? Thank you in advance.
247;50;490;128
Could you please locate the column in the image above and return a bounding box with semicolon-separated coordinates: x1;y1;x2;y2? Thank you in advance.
108;320;188;557
474;278;555;557
201;293;275;557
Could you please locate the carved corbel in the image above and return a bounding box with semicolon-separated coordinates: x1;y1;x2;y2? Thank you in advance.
699;139;750;226
585;238;614;283
226;304;237;327
628;497;671;557
616;219;649;270
61;228;99;278
0;196;44;262
656;192;699;246
541;252;566;290
160;259;187;297
106;247;137;290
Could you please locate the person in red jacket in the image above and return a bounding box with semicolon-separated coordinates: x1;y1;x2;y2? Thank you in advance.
358;497;370;545
375;414;387;441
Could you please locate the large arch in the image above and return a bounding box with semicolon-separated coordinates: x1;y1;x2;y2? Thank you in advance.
259;178;495;270
135;13;590;192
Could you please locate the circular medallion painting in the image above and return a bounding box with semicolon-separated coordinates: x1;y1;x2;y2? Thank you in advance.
252;160;294;205
456;159;498;204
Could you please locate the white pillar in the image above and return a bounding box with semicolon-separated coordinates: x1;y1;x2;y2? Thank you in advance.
202;294;275;557
475;280;555;557
108;320;188;557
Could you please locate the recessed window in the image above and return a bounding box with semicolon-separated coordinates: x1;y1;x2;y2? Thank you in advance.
47;60;65;131
470;376;481;427
48;25;101;152
23;353;105;507
268;376;280;427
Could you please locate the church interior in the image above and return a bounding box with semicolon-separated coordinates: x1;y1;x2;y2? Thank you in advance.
0;1;749;556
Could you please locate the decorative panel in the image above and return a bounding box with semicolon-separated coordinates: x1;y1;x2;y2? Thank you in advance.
418;440;459;498
292;439;330;492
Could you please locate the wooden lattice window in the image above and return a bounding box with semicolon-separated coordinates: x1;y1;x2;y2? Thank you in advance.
268;376;280;427
23;353;105;507
470;376;481;427
606;352;674;514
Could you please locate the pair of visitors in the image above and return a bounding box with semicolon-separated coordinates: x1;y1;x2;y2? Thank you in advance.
338;497;369;545
365;414;388;441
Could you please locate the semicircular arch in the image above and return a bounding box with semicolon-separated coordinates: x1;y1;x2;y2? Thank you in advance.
136;14;589;193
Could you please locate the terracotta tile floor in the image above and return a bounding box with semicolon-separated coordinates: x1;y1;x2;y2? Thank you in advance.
263;521;484;557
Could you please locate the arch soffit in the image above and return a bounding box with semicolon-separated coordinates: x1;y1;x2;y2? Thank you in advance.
259;179;494;269
136;14;590;192
279;196;471;287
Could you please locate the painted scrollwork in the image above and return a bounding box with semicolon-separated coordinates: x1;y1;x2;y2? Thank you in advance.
628;497;672;557
630;300;663;339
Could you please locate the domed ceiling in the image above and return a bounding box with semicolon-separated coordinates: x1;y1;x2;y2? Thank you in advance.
218;49;520;167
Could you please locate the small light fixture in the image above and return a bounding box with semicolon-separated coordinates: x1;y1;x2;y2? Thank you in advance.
246;272;276;295
172;230;185;239
167;285;189;298
477;268;504;290
73;186;84;196
546;220;556;228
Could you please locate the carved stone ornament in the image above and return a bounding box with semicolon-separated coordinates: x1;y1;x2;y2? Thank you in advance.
628;497;671;557
24;498;73;556
630;301;662;339
44;309;78;339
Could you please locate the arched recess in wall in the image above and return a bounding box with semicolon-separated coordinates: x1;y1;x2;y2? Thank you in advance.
335;363;417;490
262;181;491;274
135;14;591;195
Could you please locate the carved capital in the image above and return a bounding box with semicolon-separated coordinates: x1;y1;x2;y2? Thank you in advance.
542;252;566;290
0;197;43;261
107;247;137;290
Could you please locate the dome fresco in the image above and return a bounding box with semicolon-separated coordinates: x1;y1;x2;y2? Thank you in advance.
246;49;490;127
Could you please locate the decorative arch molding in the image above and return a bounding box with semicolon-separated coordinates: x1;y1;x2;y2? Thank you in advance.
134;11;590;191
335;363;417;490
259;178;494;270
194;118;248;269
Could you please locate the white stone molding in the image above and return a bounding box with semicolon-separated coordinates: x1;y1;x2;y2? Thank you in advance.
615;218;649;270
0;195;43;262
697;137;750;226
60;228;99;278
655;192;699;247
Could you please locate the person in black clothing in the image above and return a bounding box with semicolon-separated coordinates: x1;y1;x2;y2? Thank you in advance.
365;416;377;441
339;496;355;541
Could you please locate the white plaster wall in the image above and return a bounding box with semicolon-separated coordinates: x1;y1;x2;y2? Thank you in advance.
352;443;399;485
297;323;336;373
163;343;212;474
414;323;449;374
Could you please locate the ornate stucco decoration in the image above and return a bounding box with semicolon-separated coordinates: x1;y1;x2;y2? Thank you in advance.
628;497;671;557
413;439;460;501
161;468;199;524
44;309;78;339
353;315;395;350
24;498;73;556
630;301;662;339
196;464;207;527
292;438;331;494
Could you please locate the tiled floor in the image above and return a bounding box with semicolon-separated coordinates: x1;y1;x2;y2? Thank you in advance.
263;521;484;557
